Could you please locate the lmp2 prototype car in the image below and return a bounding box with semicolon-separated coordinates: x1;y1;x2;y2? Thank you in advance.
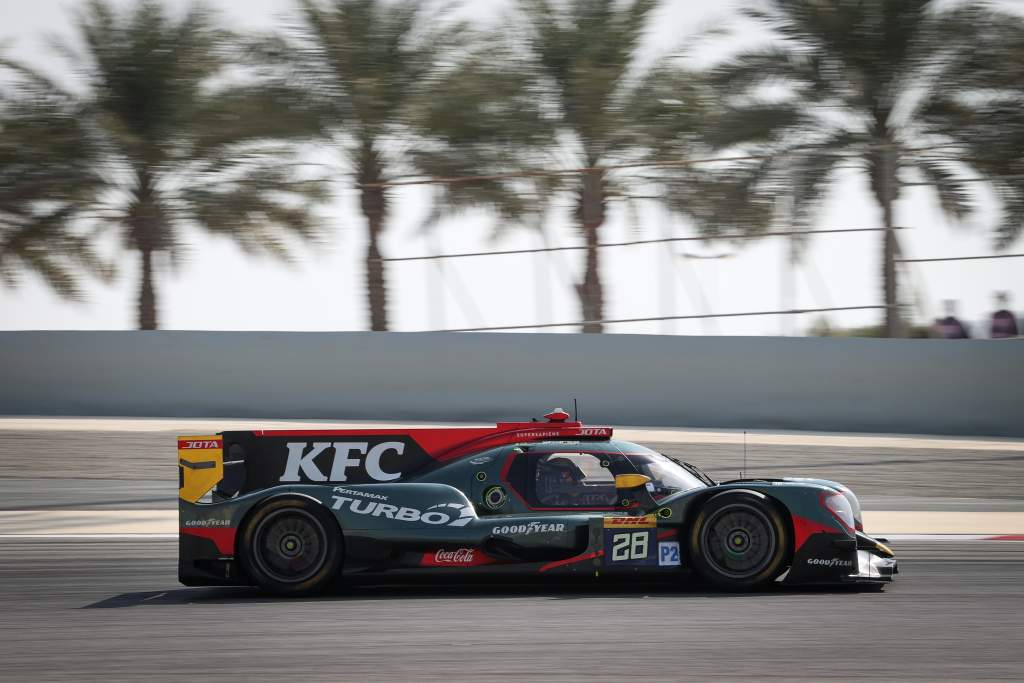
178;409;897;595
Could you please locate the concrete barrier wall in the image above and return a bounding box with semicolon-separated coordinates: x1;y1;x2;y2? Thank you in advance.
0;331;1021;436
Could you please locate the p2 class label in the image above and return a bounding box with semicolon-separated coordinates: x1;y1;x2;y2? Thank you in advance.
658;541;681;567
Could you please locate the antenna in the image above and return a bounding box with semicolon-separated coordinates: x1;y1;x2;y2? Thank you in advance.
742;430;747;479
573;398;579;423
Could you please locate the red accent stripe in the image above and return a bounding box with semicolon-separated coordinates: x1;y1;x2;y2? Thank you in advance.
528;506;618;512
527;449;647;457
984;534;1024;541
791;514;839;552
180;527;236;555
539;550;603;573
540;529;673;573
253;422;612;461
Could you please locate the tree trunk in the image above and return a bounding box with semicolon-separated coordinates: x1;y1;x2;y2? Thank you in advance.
138;246;157;331
881;210;900;338
132;170;159;331
877;144;902;338
577;169;606;333
359;141;389;331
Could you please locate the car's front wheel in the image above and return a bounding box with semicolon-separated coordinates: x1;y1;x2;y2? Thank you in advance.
688;491;790;590
240;497;343;596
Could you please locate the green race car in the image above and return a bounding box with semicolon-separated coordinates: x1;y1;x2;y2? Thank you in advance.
178;409;896;595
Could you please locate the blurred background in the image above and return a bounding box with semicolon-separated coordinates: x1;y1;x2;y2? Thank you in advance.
1;5;1024;680
1;0;1021;338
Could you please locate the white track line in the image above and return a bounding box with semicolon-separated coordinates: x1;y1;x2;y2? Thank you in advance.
0;533;178;539
882;534;1022;541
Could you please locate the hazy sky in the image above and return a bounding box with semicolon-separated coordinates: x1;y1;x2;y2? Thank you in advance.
1;0;1021;336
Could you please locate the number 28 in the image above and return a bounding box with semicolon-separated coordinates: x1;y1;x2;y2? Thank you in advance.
611;531;649;561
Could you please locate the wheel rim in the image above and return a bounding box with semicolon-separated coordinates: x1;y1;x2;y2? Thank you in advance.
700;503;777;580
252;508;329;584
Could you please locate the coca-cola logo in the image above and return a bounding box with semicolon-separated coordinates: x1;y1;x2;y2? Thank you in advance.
420;547;495;567
434;548;475;564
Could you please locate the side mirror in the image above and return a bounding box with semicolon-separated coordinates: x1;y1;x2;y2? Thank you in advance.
614;474;652;490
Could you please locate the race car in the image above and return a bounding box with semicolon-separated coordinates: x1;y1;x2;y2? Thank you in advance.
178;409;897;595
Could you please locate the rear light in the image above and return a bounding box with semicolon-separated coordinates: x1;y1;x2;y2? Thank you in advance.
822;492;855;532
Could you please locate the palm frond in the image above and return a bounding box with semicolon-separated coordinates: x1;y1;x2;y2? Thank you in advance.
912;157;973;223
659;161;778;241
179;156;328;259
717;0;1024;256
0;55;112;299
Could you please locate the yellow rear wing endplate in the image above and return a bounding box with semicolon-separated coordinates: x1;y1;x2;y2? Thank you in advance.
177;436;224;503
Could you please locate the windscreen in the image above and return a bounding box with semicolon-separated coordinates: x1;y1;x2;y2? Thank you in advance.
622;452;706;499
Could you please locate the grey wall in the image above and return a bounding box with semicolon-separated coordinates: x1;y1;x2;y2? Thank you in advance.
0;331;1021;436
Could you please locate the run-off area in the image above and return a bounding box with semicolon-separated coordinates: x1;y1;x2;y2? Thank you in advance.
0;538;1022;682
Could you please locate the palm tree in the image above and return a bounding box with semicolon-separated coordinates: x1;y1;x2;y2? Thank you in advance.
0;58;110;299
919;11;1024;249
23;0;325;330
275;0;480;331
631;63;785;252
510;0;661;333
710;0;1023;336
404;47;557;243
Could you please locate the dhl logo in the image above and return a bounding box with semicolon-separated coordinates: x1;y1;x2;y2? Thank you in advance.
603;514;657;529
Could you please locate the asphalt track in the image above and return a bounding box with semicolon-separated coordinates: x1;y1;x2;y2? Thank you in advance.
1;538;1023;682
2;420;1023;681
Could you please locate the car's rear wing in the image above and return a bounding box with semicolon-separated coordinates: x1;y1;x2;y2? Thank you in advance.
178;410;612;502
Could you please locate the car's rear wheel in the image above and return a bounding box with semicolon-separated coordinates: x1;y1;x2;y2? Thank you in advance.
240;497;342;596
688;491;790;590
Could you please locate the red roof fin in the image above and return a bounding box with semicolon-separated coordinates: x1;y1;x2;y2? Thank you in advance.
544;408;570;423
255;416;613;462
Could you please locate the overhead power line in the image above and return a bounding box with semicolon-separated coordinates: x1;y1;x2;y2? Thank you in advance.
382;226;907;263
901;173;1024;187
433;305;888;333
897;253;1024;263
361;153;771;188
360;142;968;189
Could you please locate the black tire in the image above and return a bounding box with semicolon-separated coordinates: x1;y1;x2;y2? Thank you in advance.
240;497;343;596
688;491;790;590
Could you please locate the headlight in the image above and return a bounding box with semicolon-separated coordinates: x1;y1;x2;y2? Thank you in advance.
833;483;863;531
822;492;855;532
